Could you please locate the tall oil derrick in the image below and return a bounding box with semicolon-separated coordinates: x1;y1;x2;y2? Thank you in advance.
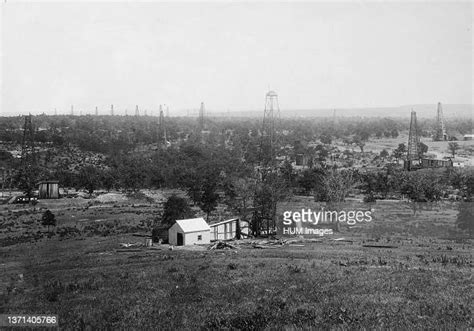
198;102;205;132
18;115;37;197
70;105;74;116
406;110;420;170
166;106;169;118
255;91;282;236
260;90;281;168
110;104;114;116
95;106;99;116
159;105;168;147
135;105;140;117
433;102;447;141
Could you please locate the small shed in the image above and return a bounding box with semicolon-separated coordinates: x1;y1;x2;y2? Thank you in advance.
168;217;210;246
463;134;474;141
38;180;59;199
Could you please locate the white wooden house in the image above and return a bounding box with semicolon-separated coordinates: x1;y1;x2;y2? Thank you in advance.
168;217;210;246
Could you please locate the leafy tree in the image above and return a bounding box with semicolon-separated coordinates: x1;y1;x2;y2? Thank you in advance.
361;170;393;201
251;170;288;236
352;135;366;153
161;195;195;226
319;134;332;145
298;168;325;196
100;169;116;192
79;165;100;197
280;160;295;188
399;171;445;215
448;142;460;157
223;176;256;233
418;142;428;158
41;209;56;232
314;144;329;162
199;179;220;221
392;143;406;162
380;149;389;160
320;169;357;231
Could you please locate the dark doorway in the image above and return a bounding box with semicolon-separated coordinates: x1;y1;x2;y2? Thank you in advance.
177;233;183;246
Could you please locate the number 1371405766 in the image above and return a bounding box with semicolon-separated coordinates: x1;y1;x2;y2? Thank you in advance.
0;314;58;326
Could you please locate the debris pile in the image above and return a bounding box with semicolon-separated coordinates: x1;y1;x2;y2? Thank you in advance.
116;242;144;253
208;241;239;250
119;242;143;248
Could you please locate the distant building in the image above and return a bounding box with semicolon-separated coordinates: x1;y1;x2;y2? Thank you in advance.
420;158;453;168
463;134;474;141
452;160;465;168
168;217;210;246
295;153;310;167
210;218;249;241
38;180;59;199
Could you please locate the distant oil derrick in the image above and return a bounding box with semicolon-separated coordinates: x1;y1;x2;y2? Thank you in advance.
110;104;114;116
159;105;168;147
70;105;74;116
135;105;140;117
433;102;447;141
95;106;99;116
406;110;420;170
260;90;281;167
198;102;205;132
18;115;37;196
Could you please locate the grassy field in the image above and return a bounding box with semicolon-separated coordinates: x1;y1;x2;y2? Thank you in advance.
1;234;472;329
0;191;472;329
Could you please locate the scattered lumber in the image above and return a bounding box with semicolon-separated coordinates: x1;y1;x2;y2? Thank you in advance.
116;248;143;253
119;242;143;248
208;241;239;250
362;244;398;249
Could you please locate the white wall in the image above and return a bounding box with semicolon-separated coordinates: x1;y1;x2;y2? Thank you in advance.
184;230;210;245
168;223;210;246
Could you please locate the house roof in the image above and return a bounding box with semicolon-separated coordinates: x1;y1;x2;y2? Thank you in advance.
175;217;210;233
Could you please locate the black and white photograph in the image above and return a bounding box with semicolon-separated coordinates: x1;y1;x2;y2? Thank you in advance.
0;0;473;329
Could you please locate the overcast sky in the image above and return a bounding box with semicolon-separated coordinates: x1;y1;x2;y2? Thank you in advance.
1;1;472;116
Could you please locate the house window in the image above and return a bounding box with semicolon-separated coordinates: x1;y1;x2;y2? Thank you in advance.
197;235;202;241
